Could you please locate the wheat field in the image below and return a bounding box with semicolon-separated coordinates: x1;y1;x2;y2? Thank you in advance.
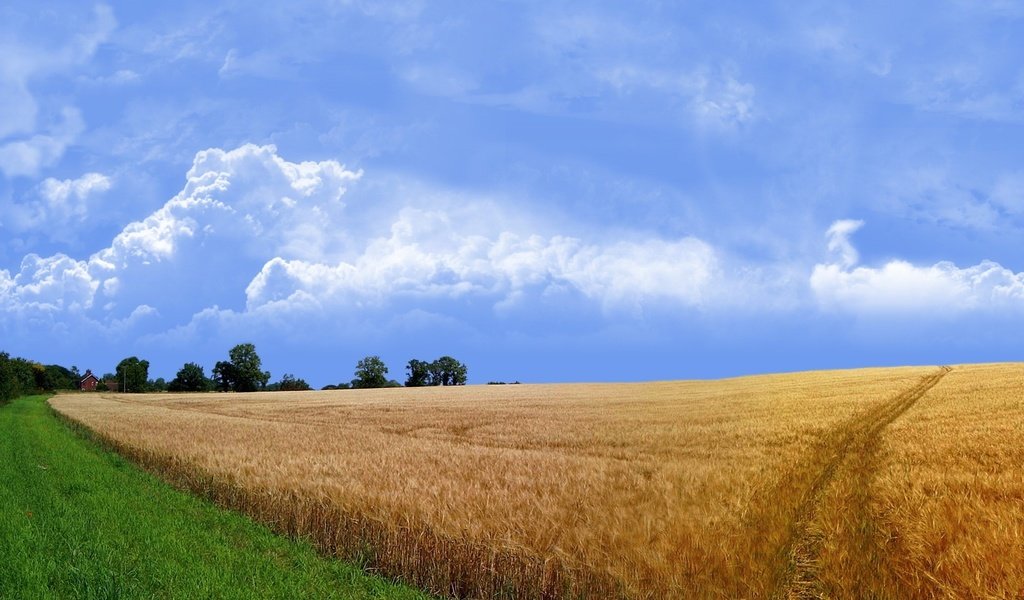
49;363;1024;599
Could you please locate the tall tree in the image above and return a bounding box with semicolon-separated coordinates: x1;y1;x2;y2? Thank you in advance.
115;357;150;393
405;359;431;387
228;343;270;392
0;354;37;402
352;356;389;389
432;356;468;386
169;362;210;392
404;356;469;387
0;352;16;404
212;361;237;392
427;360;445;387
43;365;75;390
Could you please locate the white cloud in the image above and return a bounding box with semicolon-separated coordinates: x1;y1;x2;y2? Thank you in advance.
40;172;112;211
811;220;1024;313
0;108;85;178
0;145;720;334
103;143;359;261
0;5;116;177
6;171;111;233
825;219;864;269
0;144;360;323
0;253;97;314
244;209;717;315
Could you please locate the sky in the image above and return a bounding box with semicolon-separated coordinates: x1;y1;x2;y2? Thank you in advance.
2;1;1024;387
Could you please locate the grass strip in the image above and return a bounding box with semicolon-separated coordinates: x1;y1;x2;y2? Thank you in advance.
0;395;434;600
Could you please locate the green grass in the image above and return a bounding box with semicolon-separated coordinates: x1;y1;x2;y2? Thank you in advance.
0;395;435;600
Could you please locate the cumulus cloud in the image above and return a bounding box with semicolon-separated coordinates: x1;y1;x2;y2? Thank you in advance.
40;172;112;209
0;144;360;325
0;253;97;314
0;144;718;338
244;209;717;314
6;171;111;234
811;220;1024;313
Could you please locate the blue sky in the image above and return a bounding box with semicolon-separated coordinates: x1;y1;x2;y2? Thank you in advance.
2;1;1023;386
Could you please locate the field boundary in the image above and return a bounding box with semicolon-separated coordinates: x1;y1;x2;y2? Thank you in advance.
2;396;429;599
777;366;951;599
49;403;627;600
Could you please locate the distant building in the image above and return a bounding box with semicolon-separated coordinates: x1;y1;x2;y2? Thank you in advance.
80;370;100;392
103;380;119;392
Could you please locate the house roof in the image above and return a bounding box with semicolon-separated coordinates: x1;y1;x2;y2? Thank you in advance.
80;373;99;383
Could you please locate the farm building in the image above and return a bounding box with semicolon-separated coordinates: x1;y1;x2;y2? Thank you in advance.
79;370;99;391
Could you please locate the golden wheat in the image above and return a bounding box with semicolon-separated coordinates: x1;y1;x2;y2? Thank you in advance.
49;364;1022;599
859;363;1024;599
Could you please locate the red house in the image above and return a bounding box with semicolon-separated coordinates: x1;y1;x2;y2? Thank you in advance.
80;370;100;392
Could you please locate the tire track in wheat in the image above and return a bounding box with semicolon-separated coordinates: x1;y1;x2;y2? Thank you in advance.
776;366;951;599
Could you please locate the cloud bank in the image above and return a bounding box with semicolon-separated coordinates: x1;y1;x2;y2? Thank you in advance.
811;220;1024;313
4;142;1024;363
0;145;720;337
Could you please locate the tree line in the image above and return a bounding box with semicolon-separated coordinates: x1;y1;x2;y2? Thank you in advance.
322;354;468;390
0;352;81;404
0;343;470;399
171;345;469;392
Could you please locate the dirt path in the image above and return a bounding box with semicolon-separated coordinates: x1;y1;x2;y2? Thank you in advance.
777;366;951;599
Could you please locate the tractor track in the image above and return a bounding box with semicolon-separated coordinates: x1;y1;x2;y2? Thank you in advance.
777;366;951;599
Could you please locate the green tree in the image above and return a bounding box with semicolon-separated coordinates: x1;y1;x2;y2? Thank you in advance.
0;352;16;404
427;360;445;386
404;359;431;387
43;365;75;390
116;357;150;393
100;373;117;391
169;362;210;393
431;356;468;386
406;356;469;387
212;361;236;392
352;356;389;389
212;344;271;393
11;359;38;393
275;374;312;392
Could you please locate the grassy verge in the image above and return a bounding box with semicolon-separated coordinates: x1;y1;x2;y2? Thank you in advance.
0;395;434;600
